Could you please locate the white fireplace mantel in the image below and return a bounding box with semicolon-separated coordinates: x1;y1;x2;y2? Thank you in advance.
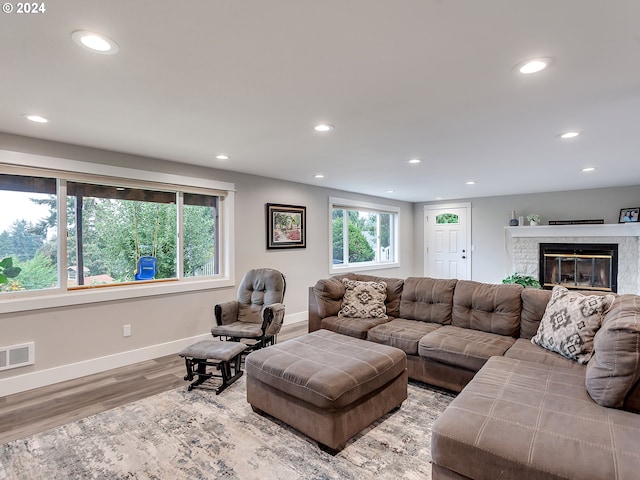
506;224;640;238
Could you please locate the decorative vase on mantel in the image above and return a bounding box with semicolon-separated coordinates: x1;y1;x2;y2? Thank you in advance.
530;220;538;227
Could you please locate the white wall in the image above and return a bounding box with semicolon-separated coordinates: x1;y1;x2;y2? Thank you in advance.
0;133;415;394
416;185;640;284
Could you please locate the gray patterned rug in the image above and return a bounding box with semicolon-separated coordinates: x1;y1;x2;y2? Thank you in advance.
0;376;455;479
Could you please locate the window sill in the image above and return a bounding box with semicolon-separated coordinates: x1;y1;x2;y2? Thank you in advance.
329;262;400;275
0;276;235;314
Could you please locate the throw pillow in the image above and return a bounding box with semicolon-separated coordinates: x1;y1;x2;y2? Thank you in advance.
338;279;388;319
586;295;640;408
531;286;614;364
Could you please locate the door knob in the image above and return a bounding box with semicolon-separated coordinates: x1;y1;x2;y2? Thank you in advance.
462;255;466;259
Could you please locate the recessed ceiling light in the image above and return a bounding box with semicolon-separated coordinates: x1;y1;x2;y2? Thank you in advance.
515;57;554;74
407;158;421;164
466;181;477;185
71;30;119;54
314;174;325;179
23;114;50;123
582;167;596;172
435;197;443;200
314;124;334;132
558;131;582;139
215;154;230;160
386;189;395;193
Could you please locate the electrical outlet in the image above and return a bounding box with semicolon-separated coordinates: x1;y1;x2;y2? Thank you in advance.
123;324;132;337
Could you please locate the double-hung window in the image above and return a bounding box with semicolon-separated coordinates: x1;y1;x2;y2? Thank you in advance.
330;197;400;273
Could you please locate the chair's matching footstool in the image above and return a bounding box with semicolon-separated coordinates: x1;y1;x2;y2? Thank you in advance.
245;329;408;453
178;340;247;394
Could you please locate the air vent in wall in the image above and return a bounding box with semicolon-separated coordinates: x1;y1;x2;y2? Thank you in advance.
0;342;35;371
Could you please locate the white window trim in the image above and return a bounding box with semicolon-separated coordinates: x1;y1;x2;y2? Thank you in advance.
329;196;400;274
0;150;236;314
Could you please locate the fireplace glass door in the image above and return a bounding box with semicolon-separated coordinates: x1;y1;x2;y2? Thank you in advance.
539;243;618;293
544;254;613;291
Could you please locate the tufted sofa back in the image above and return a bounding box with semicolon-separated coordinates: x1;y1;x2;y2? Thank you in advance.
399;277;458;324
452;280;523;337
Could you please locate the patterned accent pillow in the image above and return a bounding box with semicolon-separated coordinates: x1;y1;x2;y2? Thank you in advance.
532;286;615;364
338;279;388;319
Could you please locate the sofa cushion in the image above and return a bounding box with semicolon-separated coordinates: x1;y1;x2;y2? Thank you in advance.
586;294;640;408
418;325;516;372
505;338;585;371
520;288;552;339
338;279;388;319
451;280;522;336
321;315;388;339
521;288;612;340
367;318;441;355
399;277;457;324
353;274;404;318
532;286;615;364
432;356;640;480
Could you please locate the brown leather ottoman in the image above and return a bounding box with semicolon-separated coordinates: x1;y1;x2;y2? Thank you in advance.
245;329;408;453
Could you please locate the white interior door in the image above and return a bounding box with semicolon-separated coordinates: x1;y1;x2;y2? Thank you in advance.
424;204;471;280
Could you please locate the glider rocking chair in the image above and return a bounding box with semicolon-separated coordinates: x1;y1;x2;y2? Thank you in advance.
211;268;286;352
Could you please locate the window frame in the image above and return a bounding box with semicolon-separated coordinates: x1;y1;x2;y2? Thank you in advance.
329;196;400;274
0;152;235;314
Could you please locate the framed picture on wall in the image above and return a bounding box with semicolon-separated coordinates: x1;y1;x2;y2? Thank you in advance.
266;203;306;249
618;207;639;223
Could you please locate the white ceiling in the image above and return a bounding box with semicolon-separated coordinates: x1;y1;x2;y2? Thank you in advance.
1;1;639;202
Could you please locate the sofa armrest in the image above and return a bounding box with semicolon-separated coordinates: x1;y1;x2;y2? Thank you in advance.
263;302;286;336
308;286;322;332
214;300;239;326
312;277;346;318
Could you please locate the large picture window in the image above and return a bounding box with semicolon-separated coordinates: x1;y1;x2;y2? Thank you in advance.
330;197;399;272
0;163;232;308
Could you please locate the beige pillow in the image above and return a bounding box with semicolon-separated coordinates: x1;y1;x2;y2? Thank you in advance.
586;295;640;408
338;279;388;319
532;286;614;364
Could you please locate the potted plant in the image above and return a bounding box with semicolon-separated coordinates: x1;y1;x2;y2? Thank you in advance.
502;273;541;289
527;213;541;226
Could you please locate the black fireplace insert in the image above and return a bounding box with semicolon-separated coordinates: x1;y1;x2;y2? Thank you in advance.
539;243;618;293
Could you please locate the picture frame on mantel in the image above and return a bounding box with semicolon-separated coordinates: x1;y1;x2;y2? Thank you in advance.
618;207;639;223
266;203;306;249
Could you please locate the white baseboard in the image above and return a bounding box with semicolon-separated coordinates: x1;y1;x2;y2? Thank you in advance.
0;311;308;397
284;310;308;326
0;334;212;397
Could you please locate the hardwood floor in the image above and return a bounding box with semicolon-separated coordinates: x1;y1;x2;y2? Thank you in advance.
0;321;308;445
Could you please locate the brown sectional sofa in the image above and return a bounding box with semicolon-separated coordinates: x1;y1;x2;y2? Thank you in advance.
308;273;640;480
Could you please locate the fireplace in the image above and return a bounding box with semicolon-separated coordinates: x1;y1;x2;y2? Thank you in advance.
539;243;618;293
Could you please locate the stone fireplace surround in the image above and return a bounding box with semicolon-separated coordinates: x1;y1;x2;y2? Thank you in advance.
505;224;640;295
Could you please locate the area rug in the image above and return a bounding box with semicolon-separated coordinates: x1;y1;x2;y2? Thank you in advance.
0;377;455;479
